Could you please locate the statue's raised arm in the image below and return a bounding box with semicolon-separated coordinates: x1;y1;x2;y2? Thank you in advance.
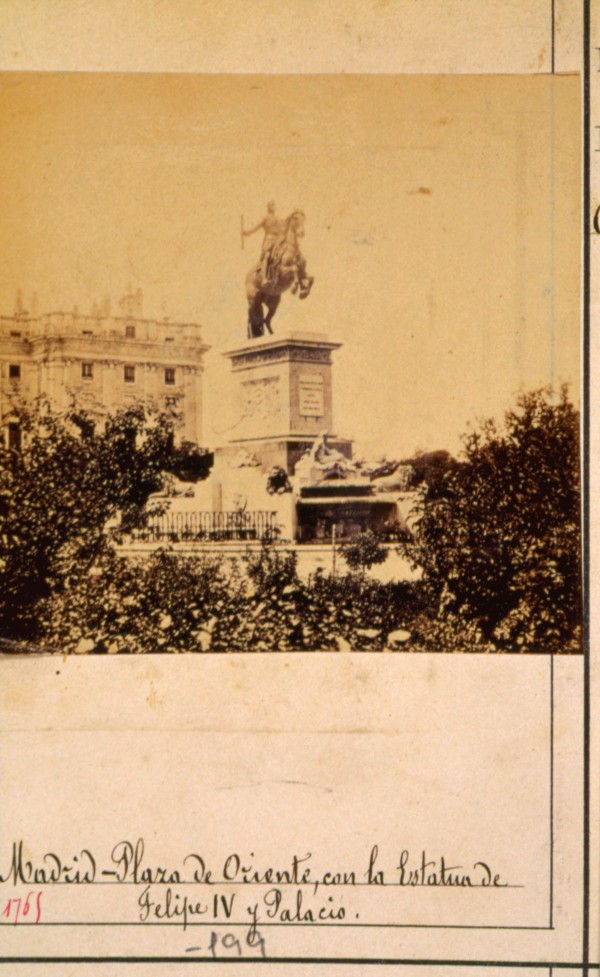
244;202;314;339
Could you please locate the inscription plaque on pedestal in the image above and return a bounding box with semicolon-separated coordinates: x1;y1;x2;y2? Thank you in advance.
298;373;324;417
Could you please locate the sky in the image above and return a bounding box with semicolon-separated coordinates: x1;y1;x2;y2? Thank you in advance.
0;72;580;458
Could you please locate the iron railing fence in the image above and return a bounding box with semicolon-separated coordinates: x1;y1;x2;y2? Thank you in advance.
135;509;278;543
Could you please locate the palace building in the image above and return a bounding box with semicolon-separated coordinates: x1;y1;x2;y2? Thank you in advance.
0;289;210;447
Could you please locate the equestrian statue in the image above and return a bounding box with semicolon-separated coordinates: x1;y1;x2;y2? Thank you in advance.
242;201;314;338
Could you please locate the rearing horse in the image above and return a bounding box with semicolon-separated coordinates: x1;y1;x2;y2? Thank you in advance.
245;210;314;338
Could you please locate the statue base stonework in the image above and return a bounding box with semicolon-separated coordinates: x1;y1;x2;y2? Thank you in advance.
220;331;352;474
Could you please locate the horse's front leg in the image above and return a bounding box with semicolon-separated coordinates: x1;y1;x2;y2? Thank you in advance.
299;275;314;300
292;253;311;298
288;262;301;294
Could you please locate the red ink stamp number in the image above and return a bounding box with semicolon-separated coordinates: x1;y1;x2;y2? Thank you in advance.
1;890;42;924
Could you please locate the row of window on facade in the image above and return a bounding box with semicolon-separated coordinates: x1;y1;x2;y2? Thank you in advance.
6;327;178;340
80;363;177;384
7;364;178;384
81;326;177;341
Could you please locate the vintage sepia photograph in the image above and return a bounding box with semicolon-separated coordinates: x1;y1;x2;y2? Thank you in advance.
0;72;581;655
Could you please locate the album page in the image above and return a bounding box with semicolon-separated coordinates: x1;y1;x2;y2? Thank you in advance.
0;2;596;976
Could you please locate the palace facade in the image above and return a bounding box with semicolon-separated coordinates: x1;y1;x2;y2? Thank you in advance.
0;289;210;447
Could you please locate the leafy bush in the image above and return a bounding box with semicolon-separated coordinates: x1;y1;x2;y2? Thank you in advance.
38;549;246;654
35;539;421;654
340;530;389;573
399;387;581;652
245;539;297;594
166;441;213;482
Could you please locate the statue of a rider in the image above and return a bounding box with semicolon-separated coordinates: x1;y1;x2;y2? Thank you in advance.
244;202;314;338
242;200;285;286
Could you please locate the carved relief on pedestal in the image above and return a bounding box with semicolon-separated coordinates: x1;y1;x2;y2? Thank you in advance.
241;375;282;423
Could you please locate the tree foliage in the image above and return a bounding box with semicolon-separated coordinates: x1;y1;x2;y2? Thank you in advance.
165;441;213;482
401;388;581;651
0;391;581;655
403;450;460;499
0;401;175;640
39;546;419;654
340;529;389;573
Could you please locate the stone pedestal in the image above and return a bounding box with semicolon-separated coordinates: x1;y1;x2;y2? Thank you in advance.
220;331;352;474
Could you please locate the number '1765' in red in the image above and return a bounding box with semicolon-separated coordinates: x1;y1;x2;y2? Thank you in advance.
1;890;42;924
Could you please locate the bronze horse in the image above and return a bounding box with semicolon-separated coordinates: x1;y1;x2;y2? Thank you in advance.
245;210;314;338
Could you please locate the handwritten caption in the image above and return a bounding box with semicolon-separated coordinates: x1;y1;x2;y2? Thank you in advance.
0;839;515;953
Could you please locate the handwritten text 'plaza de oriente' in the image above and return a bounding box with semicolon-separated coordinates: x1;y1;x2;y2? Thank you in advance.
0;839;514;933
